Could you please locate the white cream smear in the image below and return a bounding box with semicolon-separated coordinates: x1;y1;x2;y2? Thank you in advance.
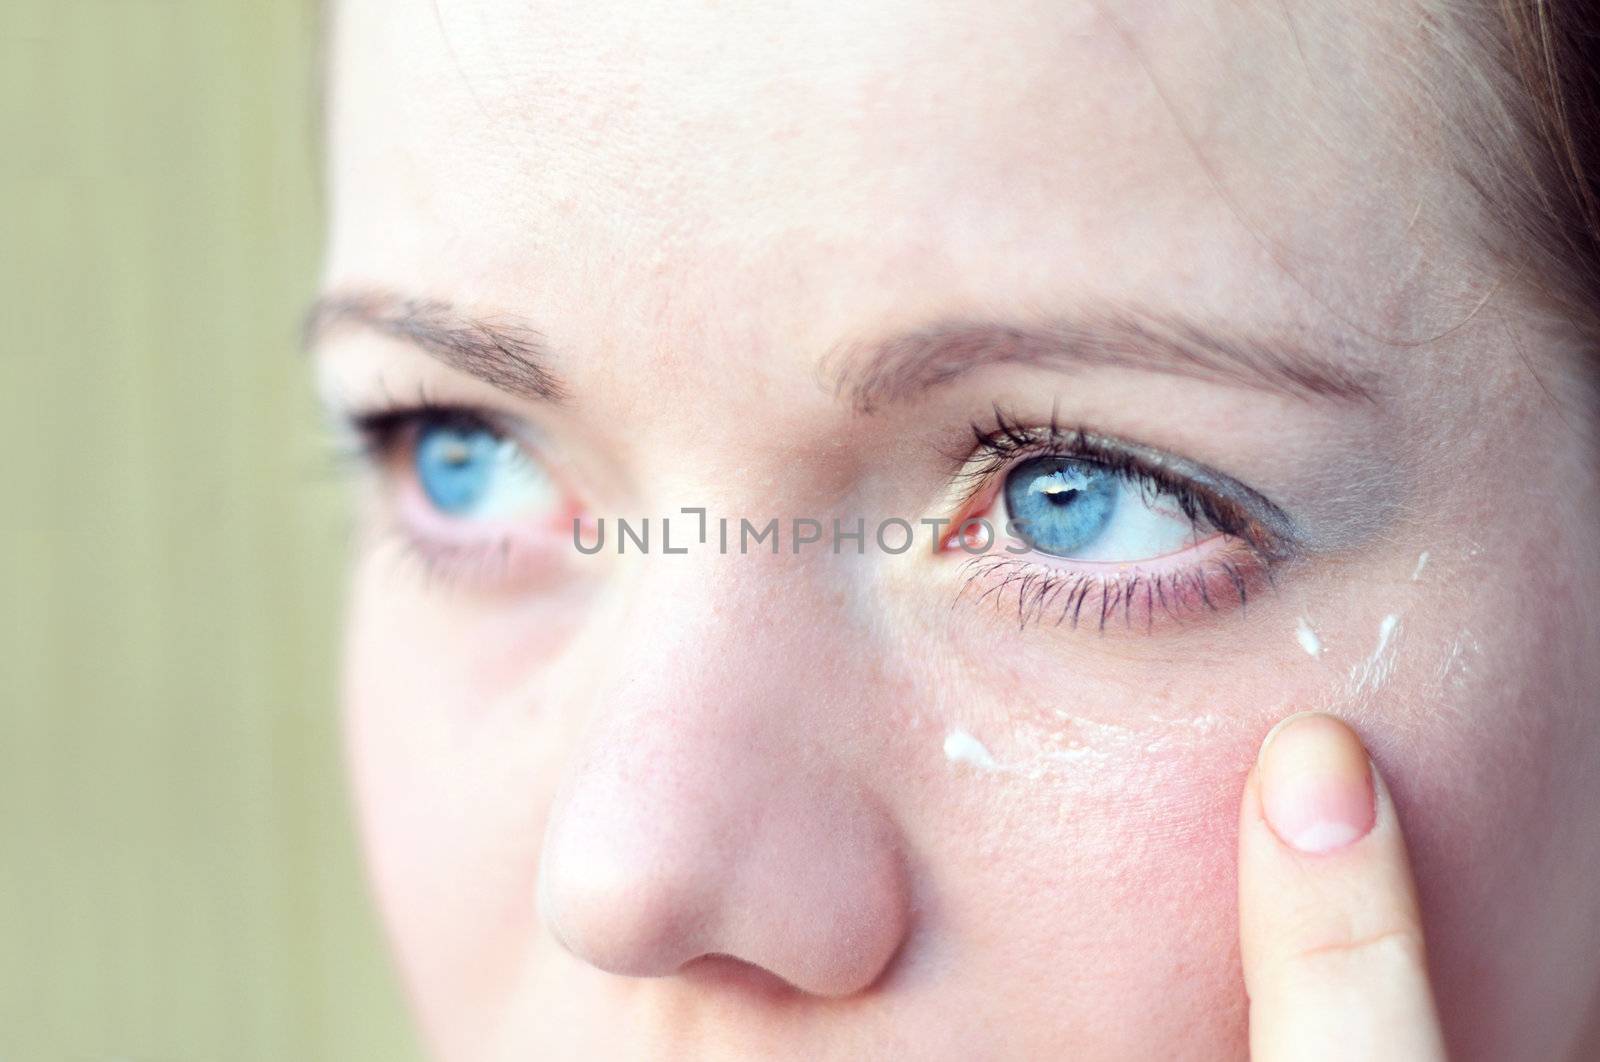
942;726;1105;777
1411;551;1430;581
1295;617;1323;657
1376;613;1399;652
942;712;1219;779
1348;613;1401;695
1436;628;1483;694
943;728;1001;772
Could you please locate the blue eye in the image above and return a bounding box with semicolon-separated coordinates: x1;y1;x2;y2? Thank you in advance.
413;419;554;519
1000;453;1205;562
1004;456;1120;556
416;424;499;513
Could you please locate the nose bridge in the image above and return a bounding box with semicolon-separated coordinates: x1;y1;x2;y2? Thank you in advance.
593;546;841;736
601;535;862;726
537;551;911;997
617;546;825;703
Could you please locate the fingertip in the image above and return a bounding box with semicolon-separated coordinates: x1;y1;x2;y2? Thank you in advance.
1238;713;1445;1062
1256;712;1376;855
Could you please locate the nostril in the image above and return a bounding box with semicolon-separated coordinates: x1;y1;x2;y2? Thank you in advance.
679;954;802;1001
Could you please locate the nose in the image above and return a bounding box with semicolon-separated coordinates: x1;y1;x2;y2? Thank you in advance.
536;560;912;998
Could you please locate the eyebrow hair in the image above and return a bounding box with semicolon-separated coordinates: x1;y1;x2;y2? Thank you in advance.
303;291;567;402
826;306;1379;412
305;292;1376;413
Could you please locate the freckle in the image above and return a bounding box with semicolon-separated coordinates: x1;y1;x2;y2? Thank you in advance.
1295;616;1323;657
943;728;1000;772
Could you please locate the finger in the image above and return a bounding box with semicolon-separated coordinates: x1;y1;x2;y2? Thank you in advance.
1238;712;1447;1062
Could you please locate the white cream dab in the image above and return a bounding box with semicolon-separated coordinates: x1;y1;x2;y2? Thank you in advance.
1411;551;1430;581
1376;613;1399;653
944;715;1219;780
1295;617;1323;657
943;728;1000;772
1349;613;1402;695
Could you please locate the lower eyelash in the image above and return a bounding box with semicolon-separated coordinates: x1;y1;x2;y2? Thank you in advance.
359;514;521;591
954;552;1265;632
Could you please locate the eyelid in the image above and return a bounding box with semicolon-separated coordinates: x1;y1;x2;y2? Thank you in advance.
951;408;1302;562
1082;434;1300;559
341;400;533;458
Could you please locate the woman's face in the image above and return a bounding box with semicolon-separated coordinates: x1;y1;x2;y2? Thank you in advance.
316;2;1600;1058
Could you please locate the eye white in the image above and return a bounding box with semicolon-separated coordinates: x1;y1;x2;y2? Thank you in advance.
1005;476;1202;562
466;438;556;519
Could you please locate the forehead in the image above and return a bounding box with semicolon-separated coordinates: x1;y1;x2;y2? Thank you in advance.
326;0;1450;356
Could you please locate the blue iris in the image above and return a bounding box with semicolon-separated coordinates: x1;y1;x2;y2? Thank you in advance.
1003;456;1119;556
415;423;503;515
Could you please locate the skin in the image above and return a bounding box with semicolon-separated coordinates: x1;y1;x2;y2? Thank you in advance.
315;1;1600;1058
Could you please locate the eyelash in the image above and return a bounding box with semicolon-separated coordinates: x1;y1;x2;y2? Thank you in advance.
949;405;1288;631
954;553;1263;634
345;400;486;462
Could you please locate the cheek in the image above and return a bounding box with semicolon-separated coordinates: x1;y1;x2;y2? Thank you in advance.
911;741;1253;1053
883;578;1572;1052
894;570;1593;1057
880;634;1286;1051
341;556;574;1056
1368;579;1600;1058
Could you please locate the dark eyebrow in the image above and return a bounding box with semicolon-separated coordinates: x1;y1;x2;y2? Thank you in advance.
303;290;567;402
826;306;1379;412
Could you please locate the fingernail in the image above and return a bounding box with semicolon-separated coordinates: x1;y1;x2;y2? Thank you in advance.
1257;712;1376;854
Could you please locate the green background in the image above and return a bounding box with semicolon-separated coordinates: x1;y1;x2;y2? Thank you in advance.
1;3;425;1058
